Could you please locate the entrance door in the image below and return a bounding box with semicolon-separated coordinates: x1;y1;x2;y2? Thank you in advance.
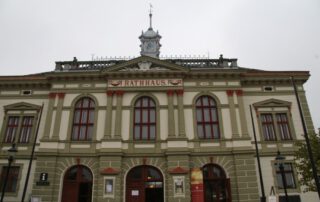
126;165;164;202
203;164;231;202
61;165;93;202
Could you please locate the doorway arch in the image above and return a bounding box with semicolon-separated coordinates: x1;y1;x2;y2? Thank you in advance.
61;165;93;202
202;164;231;202
126;165;164;202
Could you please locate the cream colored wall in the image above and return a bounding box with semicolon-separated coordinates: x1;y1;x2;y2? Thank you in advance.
96;110;106;140
185;109;194;140
160;109;168;140
59;111;70;140
222;108;232;139
122;110;130;140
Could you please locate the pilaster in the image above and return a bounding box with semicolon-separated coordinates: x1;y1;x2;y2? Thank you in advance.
42;93;56;140
114;90;124;140
176;90;186;138
167;90;175;138
51;92;65;140
226;90;240;138
103;91;114;140
236;90;249;138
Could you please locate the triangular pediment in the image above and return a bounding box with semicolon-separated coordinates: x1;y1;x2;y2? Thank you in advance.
102;56;188;73
253;99;291;108
4;102;41;111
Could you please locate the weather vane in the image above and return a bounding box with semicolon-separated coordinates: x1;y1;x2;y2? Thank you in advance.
149;3;153;28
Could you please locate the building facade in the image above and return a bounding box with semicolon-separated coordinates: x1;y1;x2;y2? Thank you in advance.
0;14;318;202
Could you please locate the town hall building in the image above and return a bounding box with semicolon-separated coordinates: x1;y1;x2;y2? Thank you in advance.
0;13;318;202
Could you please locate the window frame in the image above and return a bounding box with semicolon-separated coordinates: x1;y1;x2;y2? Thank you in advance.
0;165;22;196
272;161;300;193
133;96;157;141
258;112;294;141
253;99;295;142
193;94;222;140
71;97;96;141
0;102;40;146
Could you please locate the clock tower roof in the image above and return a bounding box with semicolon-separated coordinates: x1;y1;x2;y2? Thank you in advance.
139;8;161;58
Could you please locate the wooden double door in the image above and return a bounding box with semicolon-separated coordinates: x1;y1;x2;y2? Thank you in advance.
203;164;231;202
126;165;164;202
61;165;93;202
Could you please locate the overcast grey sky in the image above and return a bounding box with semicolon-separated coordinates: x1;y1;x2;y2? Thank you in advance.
0;0;319;130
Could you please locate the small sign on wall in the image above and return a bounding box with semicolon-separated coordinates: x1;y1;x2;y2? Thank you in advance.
131;190;139;196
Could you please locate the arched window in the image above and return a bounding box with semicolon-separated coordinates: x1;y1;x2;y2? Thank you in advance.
134;96;156;140
71;97;95;141
196;95;220;139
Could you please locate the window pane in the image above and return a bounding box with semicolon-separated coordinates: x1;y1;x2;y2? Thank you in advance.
202;96;208;106
79;126;86;140
87;126;93;140
81;111;88;123
142;126;148;139
74;110;80;123
135;110;141;123
211;108;217;122
205;124;212;138
134;126;140;140
4;117;20;143
149;100;155;107
204;109;210;122
213;125;219;139
72;126;79;140
150;125;156;139
142;109;148;123
142;97;148;107
150;110;155;123
196;109;202;121
88;111;94;123
197;125;204;138
82;98;89;108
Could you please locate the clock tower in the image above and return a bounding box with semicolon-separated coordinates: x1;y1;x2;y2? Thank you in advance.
139;10;161;58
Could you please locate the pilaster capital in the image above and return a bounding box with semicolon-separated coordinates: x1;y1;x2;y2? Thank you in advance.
115;90;124;96
106;90;114;96
48;93;56;99
167;90;175;96
57;93;65;99
226;90;234;97
176;89;184;96
235;90;243;96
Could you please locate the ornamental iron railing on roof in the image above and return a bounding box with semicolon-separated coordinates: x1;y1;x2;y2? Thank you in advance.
55;55;238;71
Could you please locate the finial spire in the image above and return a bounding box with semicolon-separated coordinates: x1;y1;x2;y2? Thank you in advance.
149;3;153;29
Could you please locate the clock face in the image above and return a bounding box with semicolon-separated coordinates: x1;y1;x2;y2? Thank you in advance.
145;42;155;52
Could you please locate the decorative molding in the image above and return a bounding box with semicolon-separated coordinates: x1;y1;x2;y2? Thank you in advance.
167;90;175;96
168;166;189;174
235;90;243;96
176;89;184;96
48;93;56;99
115;90;124;96
100;167;120;175
106;90;114;96
226;90;234;97
57;93;65;99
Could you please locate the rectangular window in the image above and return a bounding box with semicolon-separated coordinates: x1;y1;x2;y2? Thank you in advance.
19;116;34;143
261;114;276;141
0;166;20;192
275;163;296;189
4;116;20;143
276;113;292;140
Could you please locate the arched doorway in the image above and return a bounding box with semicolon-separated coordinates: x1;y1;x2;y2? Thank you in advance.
202;164;231;202
126;165;164;202
61;165;93;202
